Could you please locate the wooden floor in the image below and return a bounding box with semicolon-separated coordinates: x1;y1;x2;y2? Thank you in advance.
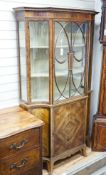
43;148;106;175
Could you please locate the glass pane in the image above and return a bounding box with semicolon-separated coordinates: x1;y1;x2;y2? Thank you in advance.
19;22;27;101
54;21;88;101
72;23;87;96
54;22;69;101
29;21;49;102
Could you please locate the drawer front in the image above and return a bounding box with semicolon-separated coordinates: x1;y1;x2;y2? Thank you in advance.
0;147;41;175
0;128;40;159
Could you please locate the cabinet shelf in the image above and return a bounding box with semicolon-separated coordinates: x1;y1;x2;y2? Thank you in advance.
20;46;49;49
20;44;85;49
20;45;49;49
30;45;49;49
56;44;85;48
31;73;49;77
55;67;84;75
32;98;48;102
31;67;84;78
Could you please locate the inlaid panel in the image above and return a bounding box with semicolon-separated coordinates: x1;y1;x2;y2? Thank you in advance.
53;98;87;156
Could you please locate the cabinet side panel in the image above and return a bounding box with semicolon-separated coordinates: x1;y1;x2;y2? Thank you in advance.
32;108;50;157
53;98;87;156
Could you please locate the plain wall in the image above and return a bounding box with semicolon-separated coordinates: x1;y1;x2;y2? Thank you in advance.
90;0;103;134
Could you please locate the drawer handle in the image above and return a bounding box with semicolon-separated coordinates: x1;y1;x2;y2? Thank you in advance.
10;139;28;150
10;158;28;169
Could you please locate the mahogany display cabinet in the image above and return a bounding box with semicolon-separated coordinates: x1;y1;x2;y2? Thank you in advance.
14;7;97;174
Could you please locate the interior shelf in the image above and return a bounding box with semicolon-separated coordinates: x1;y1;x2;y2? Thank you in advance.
30;45;49;49
32;98;49;102
20;46;49;49
56;44;85;48
30;67;84;78
20;44;85;49
31;73;49;77
55;67;84;75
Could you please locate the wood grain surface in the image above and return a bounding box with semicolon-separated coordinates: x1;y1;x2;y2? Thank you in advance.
0;107;43;139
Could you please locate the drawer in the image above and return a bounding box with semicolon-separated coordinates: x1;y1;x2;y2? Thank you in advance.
0;147;41;175
0;128;40;159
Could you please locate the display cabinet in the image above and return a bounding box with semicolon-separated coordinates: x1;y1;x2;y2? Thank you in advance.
14;7;96;174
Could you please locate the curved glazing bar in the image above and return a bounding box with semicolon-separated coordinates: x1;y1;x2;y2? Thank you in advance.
54;21;88;101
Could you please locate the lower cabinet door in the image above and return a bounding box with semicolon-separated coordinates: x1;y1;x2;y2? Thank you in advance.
53;98;87;156
0;147;41;175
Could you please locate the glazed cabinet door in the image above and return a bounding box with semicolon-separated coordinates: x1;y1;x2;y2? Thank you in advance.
54;21;89;102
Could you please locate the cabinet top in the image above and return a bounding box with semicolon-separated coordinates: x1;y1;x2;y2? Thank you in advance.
14;7;98;15
0;107;43;139
14;7;98;21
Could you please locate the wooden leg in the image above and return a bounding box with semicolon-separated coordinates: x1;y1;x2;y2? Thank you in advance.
81;146;87;157
47;160;54;175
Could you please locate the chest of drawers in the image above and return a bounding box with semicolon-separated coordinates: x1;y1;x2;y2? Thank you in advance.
0;107;43;175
